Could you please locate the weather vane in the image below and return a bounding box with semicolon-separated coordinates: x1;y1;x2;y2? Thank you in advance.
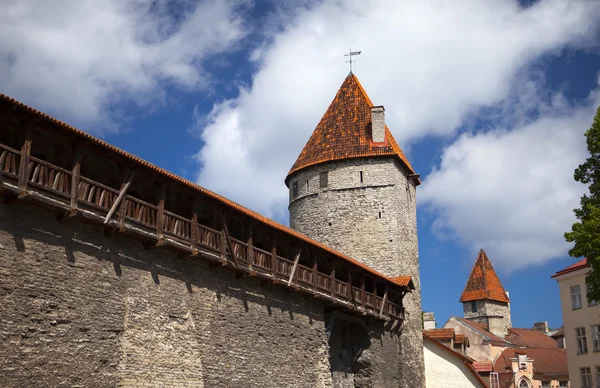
344;49;361;73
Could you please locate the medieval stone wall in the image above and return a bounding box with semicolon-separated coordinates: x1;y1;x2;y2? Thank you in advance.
288;157;424;388
463;299;511;337
0;199;407;387
0;201;335;387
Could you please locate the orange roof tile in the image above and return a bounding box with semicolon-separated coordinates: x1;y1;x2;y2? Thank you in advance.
551;257;588;278
472;361;493;372
505;328;559;349
389;276;414;288
0;93;414;292
424;328;455;340
460;249;510;303
454;334;466;344
286;73;417;183
494;348;568;377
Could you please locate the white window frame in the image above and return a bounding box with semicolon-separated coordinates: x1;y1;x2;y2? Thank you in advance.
581;367;592;388
572;285;582;309
593;325;600;352
577;327;588;354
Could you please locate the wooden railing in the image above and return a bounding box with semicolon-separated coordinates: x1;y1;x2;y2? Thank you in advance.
0;142;405;321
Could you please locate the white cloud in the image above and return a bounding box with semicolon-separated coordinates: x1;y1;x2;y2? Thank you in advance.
0;0;249;132
193;0;600;223
420;80;600;271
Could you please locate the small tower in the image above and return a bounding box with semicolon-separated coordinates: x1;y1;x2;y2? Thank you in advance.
286;72;423;388
460;249;511;337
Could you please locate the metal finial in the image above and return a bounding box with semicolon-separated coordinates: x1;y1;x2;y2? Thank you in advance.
344;49;361;73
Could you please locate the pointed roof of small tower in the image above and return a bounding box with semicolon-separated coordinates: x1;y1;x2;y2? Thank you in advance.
460;249;510;303
286;72;417;183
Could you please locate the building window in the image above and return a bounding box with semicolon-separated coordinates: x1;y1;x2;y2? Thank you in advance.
306;180;309;193
359;171;363;183
581;367;592;388
540;382;550;388
596;367;600;388
489;372;499;388
558;382;568;388
518;379;530;388
319;171;328;188
593;325;600;352
292;181;298;198
577;327;588;354
572;285;582;309
471;301;477;313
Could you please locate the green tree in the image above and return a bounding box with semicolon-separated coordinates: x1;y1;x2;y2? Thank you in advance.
565;106;600;302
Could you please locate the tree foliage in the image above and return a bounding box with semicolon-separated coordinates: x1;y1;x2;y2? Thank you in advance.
565;106;600;302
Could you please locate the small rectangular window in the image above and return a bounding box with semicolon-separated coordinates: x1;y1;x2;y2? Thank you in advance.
489;372;499;388
541;382;550;388
576;327;588;354
593;325;600;352
471;301;477;313
359;171;363;183
319;171;328;188
559;382;568;388
596;367;600;388
572;285;582;309
306;180;309;193
581;367;591;388
292;181;298;198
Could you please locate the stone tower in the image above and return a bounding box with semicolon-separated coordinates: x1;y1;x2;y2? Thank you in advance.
460;249;512;337
286;73;424;388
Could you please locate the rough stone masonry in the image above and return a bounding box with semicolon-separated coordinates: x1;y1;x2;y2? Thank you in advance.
0;200;405;387
289;157;424;388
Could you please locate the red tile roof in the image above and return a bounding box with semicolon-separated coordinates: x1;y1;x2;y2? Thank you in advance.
424;328;456;340
286;73;417;183
472;361;493;372
551;258;588;278
505;328;559;349
494;348;568;378
460;249;510;303
0;93;414;292
454;334;467;344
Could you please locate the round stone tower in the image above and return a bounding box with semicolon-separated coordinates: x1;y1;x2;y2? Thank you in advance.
285;72;424;388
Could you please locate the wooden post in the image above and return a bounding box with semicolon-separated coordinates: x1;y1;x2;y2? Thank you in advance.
69;145;81;213
220;230;227;265
330;268;336;298
247;222;254;273
361;276;366;311
156;183;165;240
287;249;302;286
271;246;277;278
17;125;32;196
312;260;317;291
190;197;198;255
380;285;389;317
104;171;134;224
220;211;238;268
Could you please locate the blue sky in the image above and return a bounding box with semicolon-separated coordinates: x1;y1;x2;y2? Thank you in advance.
2;0;600;330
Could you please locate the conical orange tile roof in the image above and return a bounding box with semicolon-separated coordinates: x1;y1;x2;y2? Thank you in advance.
286;72;417;183
460;249;510;303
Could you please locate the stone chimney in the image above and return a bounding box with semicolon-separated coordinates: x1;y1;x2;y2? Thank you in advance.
533;321;549;333
371;106;385;143
423;312;436;330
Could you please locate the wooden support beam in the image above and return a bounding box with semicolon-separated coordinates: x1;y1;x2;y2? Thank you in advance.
104;172;134;224
287;249;302;286
330;269;336;298
380;285;389;317
271;246;277;278
190;197;199;255
156;183;166;241
247;222;254;274
312;260;317;292
69;144;81;213
221;213;238;268
17;126;32;197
